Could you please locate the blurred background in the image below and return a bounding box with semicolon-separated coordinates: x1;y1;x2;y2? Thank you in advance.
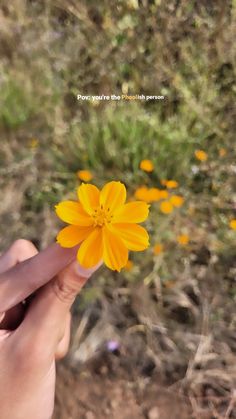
0;1;236;418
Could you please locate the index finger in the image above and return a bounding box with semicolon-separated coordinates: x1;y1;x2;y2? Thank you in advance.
0;243;78;313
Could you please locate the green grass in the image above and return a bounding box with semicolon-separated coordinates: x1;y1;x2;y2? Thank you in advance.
0;2;235;410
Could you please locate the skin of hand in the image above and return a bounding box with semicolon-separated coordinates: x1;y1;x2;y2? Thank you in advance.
0;239;101;419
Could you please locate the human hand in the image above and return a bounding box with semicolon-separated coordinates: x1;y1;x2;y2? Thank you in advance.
0;239;101;419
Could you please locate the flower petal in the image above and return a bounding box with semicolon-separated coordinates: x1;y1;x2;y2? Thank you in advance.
100;181;126;212
108;223;149;251
55;201;93;226
77;183;100;215
102;226;128;271
56;225;94;248
77;227;103;268
113;201;149;223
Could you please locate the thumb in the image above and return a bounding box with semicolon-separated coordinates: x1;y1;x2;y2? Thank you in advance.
0;243;78;313
16;260;102;354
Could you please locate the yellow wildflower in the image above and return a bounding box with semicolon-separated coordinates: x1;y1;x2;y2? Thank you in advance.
29;138;39;149
170;195;184;208
140;159;154;172
177;234;189;245
134;186;150;202
148;188;162;202
134;186;161;203
195;149;208;162
219;148;226;157
77;170;93;182
160;201;173;214
166;180;179;189
56;181;150;271
159;190;169;199
153;243;163;255
229;219;236;230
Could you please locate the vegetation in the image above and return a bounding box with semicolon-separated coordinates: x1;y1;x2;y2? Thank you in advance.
0;1;235;417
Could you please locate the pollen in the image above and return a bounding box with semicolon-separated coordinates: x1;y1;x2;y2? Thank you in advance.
92;206;113;227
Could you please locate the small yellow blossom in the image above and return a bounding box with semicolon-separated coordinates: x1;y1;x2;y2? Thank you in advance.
229;219;236;230
77;170;93;182
159;190;169;199
29;138;39;149
219;148;226;157
140;159;154;172
124;260;134;271
177;234;189;245
153;243;163;255
160;179;168;186
166;180;179;189
134;186;151;202
160;201;173;214
56;181;150;271
170;195;184;208
148;188;162;202
195;149;208;162
134;186;161;203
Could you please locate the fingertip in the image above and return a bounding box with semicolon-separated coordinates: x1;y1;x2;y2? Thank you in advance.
75;260;103;278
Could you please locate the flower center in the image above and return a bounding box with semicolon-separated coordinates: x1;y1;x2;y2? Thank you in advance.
92;205;113;227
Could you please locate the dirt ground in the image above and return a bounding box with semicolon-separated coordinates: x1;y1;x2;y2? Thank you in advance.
54;363;191;419
53;345;235;419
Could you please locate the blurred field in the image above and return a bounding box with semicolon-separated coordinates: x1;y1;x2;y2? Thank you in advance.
0;1;236;418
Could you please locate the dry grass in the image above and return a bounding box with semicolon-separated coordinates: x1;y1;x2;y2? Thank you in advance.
0;1;236;417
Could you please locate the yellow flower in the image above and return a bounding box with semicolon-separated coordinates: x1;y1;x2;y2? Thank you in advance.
177;234;189;245
153;243;163;255
159;190;169;199
56;181;150;271
148;188;162;202
140;159;154;172
134;186;160;203
170;195;184;208
29;138;39;149
124;259;134;271
229;219;236;230
219;148;226;157
160;201;173;214
166;180;179;189
77;170;93;182
160;179;167;186
134;186;150;202
195;149;208;162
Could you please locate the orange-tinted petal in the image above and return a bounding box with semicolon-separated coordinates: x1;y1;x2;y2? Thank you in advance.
77;227;103;268
108;223;149;251
160;201;173;214
77;170;93;182
56;225;94;248
229;219;236;230
140;159;154;172
170;195;184;208
177;234;189;245
113;201;149;223
195;150;208;162
102;226;128;271
77;183;100;215
166;180;178;189
100;181;126;212
55;201;93;226
153;243;163;255
134;186;151;202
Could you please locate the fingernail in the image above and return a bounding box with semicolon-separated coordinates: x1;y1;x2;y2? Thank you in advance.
0;312;5;323
75;260;103;278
